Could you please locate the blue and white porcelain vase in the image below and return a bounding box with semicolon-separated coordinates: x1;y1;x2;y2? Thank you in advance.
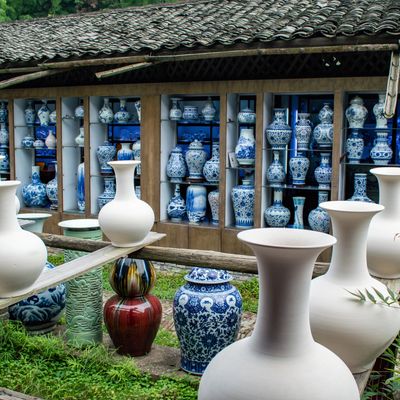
9;261;66;334
308;191;330;233
186;140;207;180
167;146;186;183
77;162;85;212
74;127;84;147
173;267;242;375
37;100;50;127
203;144;220;184
132;139;141;175
0;148;9;173
182;106;199;121
21;134;34;149
98;176;116;210
0;101;7;123
293;196;305;229
74;101;84;120
289;152;310;185
114;99;130;123
186;185;207;224
295;113;312;151
167;184;186;222
346;130;364;164
96;141;116;174
202;97;216;121
45;163;58;210
235;128;255;166
345;96;368;129
45;127;56;149
24;101;36;127
49;110;57;124
266;108;292;150
370;131;393;165
347;173;374;203
373;94;387;129
169;98;182;121
22;166;48;207
117;143;133;160
238;108;256;124
266;150;285;186
264;188;290;227
0;123;8;148
314;153;332;190
232;176;255;228
313;103;334;148
33;139;45;149
208;189;219;225
98;97;114;124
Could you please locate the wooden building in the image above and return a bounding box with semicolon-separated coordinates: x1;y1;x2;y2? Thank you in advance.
0;0;399;255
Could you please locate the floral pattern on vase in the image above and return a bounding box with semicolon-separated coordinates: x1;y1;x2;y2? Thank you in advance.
308;191;330;233
235;128;255;166
266;108;292;150
295;113;312;151
232;177;255;228
0;123;8;148
238;108;256;124
114;99;130;123
37;100;50;127
264;188;290;227
173;267;242;375
347;173;374;203
24;101;36;127
185;140;207;180
0;101;7;124
202;97;216;121
293;196;305;229
373;94;388;129
345;96;368;129
208;189;219;225
289;152;309;185
21;135;34;149
167;184;186;222
96;141;116;174
98;176;116;210
22;166;48;208
314;153;332;190
77;162;85;212
313;103;334;148
370;130;393;165
132;140;141;175
166;146;186;183
46;163;58;210
346;130;364;164
186;185;207;224
169;98;182;121
266;150;285;186
0;148;9;172
203;144;220;184
183;106;199;121
98;97;114;124
117;143;133;160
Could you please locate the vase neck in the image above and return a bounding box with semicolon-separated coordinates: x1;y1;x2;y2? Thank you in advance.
110;162;137;201
174;184;181;197
273;189;283;203
0;183;20;232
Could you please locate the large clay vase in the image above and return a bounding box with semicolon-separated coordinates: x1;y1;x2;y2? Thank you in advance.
310;201;400;373
0;181;47;296
367;167;400;278
198;228;358;400
98;161;154;247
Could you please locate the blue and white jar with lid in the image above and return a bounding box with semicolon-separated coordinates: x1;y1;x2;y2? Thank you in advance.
313;103;334;148
308;191;330;233
345;96;368;129
266;108;292;150
173;267;242;375
185;140;207;180
167;146;187;183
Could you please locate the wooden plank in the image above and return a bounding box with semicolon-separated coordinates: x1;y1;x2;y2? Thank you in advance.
188;225;221;251
154;222;189;249
0;70;67;90
95;62;156;79
254;92;264;228
219;93;227;228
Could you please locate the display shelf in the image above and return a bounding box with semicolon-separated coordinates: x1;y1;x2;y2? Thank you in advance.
264;183;331;191
176;120;220;126
160;219;219;229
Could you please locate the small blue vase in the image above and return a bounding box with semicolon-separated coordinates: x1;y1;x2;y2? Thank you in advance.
167;184;186;222
266;108;292;150
21;135;34;148
77;162;85;212
186;140;207;180
96;141;116;174
346;129;364;164
98;176;116;210
370;131;393;165
173;267;242;375
232;177;255;228
293;196;305;229
264;188;290;227
313;103;334;148
166;146;186;183
314;153;332;190
37;100;50;127
45;163;58;210
114;99;130;123
186;185;207;224
308;191;330;233
24;101;36;127
22;166;48;207
117;143;133;160
347;173;374;203
203;144;220;184
289;152;310;185
0;148;9;173
235;128;255;166
266;150;285;186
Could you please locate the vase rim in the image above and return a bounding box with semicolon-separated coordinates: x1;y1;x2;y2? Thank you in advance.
320;201;384;214
0;180;20;188
108;160;141;167
58;218;99;230
237;228;336;250
17;213;52;220
370;167;400;177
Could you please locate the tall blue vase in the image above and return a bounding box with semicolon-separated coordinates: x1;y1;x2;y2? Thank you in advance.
22;166;48;207
167;184;186;222
186;185;207;224
232;177;255;228
77;162;85;212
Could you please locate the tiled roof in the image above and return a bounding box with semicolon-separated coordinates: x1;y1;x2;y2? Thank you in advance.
0;0;399;65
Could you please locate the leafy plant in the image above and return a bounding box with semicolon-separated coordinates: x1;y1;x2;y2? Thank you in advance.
346;287;400;307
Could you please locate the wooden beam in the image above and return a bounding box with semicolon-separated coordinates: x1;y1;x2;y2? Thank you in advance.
95;62;155;79
0;66;42;75
385;50;400;118
0;69;67;90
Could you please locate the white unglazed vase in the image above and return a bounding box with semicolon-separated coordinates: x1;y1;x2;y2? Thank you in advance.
98;161;154;247
198;228;359;400
17;213;52;233
0;181;47;296
310;201;400;373
367;167;400;278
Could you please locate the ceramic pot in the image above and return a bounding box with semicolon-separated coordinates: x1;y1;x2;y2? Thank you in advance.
310;201;400;373
185;140;207;180
235;128;255;166
182;106;199;120
74;101;84;120
203;143;220;184
266;151;285;186
264;188;290;227
346;129;364;164
293;196;305;229
22;166;48;208
132;139;141;175
295;113;312;151
46;163;58;210
289;152;309;185
202;97;216;121
117;143;133;160
37;100;50;127
98;97;114;124
0;148;9;173
174;268;242;375
232;177;255;228
98;176;116;211
308;191;330;233
314;153;332;190
166;146;186;183
208;189;219;225
367;167;400;278
99;161;155;246
237;108;256;124
345;96;368;129
199;228;358;400
21;135;34;149
265;108;292;150
313;103;334;148
370;131;393;165
0;181;47;297
186;185;207;224
77;162;85;212
49;110;56;124
17;213;52;233
0;123;8;148
373;94;388;129
45;128;56;149
0;101;8;123
33;139;45;149
96;141;116;174
169;98;182;121
167;184;186;222
9;261;66;334
114;99;130;123
348;173;373;202
24;101;36;127
74;127;84;147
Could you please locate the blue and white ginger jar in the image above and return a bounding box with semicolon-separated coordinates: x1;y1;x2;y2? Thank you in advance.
203;144;220;184
208;189;219;225
238;108;256;124
77;162;85;212
24;101;36;127
74;101;84;119
266;150;285;186
232;177;255;228
202;98;216;121
98;176;116;210
314;153;332;190
45;164;58;210
98;98;114;124
132;140;141;175
186;185;207;224
313;103;334;148
347;173;374;203
373;94;387;129
22;166;48;207
0;101;7;123
235;128;255;166
0;148;9;173
182;106;199;121
289;152;310;185
96;141;116;174
173;267;242;375
346;130;364;164
264;189;290;227
9;261;66;334
345;96;367;129
370;131;393;165
117;143;133;160
37;100;50;127
295;113;312;151
0;123;8;148
266;108;292;150
21;135;34;149
308;191;330;233
167;184;186;222
114;99;130;123
185;140;207;180
167;146;186;183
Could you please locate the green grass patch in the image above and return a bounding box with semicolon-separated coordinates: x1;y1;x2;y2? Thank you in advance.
47;252;64;266
154;327;180;348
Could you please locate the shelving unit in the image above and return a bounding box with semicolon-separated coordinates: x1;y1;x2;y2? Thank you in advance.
0;99;10;181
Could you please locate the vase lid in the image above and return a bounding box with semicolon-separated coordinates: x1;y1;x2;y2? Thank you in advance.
101;140;113;146
239;107;254;113
185;267;232;284
350;96;364;105
172;146;183;153
189;139;203;149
